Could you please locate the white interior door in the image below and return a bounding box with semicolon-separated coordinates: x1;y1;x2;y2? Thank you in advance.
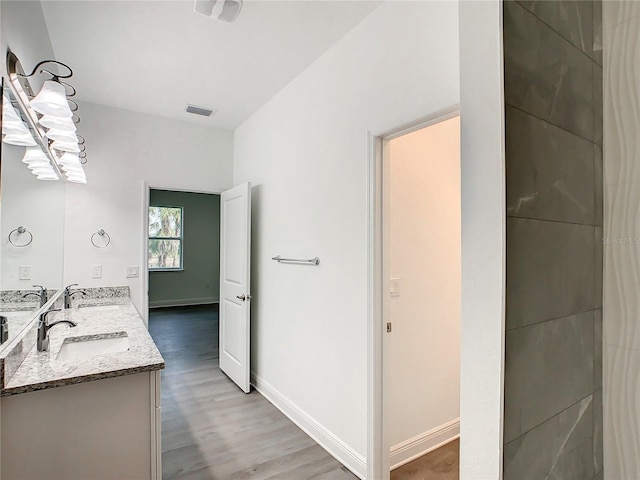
219;182;252;393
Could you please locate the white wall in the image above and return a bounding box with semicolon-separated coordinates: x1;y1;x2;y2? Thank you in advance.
603;2;640;478
63;102;233;315
386;117;460;463
233;1;459;474
1;143;65;290
458;1;506;478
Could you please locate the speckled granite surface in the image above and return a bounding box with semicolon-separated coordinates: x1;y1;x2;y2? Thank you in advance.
1;291;164;396
0;291;65;386
69;286;131;308
0;288;53;312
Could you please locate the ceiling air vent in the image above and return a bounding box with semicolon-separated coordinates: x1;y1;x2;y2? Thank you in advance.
194;0;243;22
185;104;216;117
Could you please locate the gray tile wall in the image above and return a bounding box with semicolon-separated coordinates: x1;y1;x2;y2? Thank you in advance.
503;1;603;479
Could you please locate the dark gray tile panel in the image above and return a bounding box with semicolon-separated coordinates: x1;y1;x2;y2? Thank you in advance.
506;106;595;224
594;309;602;390
594;63;603;146
504;395;594;480
507;218;597;329
593;0;603;65
593;389;603;475
504;311;594;442
595;226;603;309
594;145;603;226
518;0;593;57
504;1;595;141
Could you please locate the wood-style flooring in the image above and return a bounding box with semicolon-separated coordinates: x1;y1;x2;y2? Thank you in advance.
149;305;358;480
391;439;459;480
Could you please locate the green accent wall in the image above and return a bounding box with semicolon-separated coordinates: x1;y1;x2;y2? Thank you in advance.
149;189;220;307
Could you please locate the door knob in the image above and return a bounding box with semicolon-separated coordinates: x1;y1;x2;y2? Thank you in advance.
236;294;252;301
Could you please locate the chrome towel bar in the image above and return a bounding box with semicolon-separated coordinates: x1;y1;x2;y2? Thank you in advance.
272;255;320;266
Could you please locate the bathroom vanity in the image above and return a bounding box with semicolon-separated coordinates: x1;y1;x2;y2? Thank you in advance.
0;288;164;480
0;56;165;479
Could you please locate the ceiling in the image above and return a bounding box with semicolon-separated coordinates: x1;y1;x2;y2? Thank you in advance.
40;1;381;129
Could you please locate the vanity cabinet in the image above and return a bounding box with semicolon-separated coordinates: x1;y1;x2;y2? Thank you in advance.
1;370;161;480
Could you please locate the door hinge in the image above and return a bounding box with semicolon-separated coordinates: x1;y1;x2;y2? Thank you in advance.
386;322;392;333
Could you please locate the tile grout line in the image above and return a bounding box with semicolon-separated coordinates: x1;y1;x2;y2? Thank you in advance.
506;215;602;228
506;307;600;334
514;0;599;65
505;103;599;147
505;392;596;447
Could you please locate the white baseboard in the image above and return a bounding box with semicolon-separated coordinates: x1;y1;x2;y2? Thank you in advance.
250;372;366;479
149;297;219;308
390;418;460;470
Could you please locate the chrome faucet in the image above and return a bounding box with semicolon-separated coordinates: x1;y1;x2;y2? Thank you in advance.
22;285;48;307
37;309;77;352
63;284;88;309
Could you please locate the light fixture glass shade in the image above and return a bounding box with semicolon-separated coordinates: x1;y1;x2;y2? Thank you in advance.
3;132;37;146
25;159;51;169
38;115;76;131
36;172;59;181
30;80;72;118
57;152;81;166
22;146;48;163
61;162;83;172
2;119;30;135
30;166;55;175
50;139;80;153
2;96;20;119
65;172;87;183
45;128;78;142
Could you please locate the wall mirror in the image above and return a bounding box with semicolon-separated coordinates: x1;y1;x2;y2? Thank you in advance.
0;78;66;351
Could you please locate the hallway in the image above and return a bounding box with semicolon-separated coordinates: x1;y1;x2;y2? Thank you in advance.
149;305;357;480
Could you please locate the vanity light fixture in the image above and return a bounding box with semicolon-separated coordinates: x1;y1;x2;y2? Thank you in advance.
39;114;77;131
2;96;36;145
45;128;78;142
6;50;88;183
21;146;59;180
30;80;73;118
21;146;48;164
2;131;37;146
51;138;81;153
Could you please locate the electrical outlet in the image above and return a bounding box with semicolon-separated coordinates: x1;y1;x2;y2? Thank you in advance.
390;278;400;297
19;265;31;280
92;265;102;279
126;265;139;278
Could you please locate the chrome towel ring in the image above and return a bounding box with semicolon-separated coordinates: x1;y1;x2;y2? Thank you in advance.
91;229;111;248
8;226;33;247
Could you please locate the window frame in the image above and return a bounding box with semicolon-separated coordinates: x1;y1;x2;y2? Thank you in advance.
148;204;184;272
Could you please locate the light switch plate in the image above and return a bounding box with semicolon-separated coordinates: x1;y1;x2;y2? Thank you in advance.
19;265;31;280
390;278;400;297
92;265;102;279
126;265;139;278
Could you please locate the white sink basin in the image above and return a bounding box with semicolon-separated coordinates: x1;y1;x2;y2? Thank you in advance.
56;332;129;361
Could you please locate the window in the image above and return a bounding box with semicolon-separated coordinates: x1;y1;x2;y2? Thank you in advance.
148;206;183;270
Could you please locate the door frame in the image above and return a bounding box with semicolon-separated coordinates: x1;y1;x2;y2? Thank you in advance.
141;182;226;326
366;105;460;480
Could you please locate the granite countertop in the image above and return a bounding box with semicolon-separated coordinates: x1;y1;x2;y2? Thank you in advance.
2;301;164;396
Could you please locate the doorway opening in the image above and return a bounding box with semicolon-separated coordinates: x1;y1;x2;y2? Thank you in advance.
147;189;221;309
368;106;461;480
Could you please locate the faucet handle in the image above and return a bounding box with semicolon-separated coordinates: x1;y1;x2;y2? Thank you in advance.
64;283;79;293
33;285;46;295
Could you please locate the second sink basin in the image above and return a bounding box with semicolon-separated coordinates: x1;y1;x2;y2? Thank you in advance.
56;332;129;361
